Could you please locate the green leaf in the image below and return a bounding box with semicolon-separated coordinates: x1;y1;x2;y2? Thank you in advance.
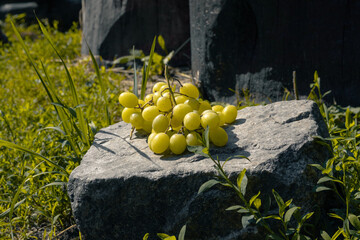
249;191;261;207
254;198;261;210
226;205;242;211
143;233;149;240
348;214;360;230
315;186;332;192
241;215;254;229
268;234;284;240
272;189;285;209
236;169;247;195
284;207;299;223
157;35;168;54
328;213;344;221
157;233;171;239
178;224;186;240
187;145;208;157
300;212;314;225
198;179;220;194
320;231;331;240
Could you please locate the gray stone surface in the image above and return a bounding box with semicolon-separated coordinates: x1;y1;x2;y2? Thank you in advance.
190;0;360;106
81;0;190;66
68;100;331;239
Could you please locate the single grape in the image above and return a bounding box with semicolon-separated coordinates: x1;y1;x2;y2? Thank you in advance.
222;105;238;124
185;98;200;110
130;112;144;129
144;93;153;104
151;133;170;154
170;117;182;130
180;83;199;99
172;103;193;122
183;112;201;130
198;100;212;113
170;134;187;154
153;91;161;103
142;106;160;122
186;132;202;146
209;127;228;147
201;112;220;129
201;109;216;115
119;92;138;108
157;96;172;112
152;82;166;93
212;105;224;112
148;132;157;150
143;120;153;133
152;114;169;133
217;111;226;127
122;108;140;123
175;95;189;104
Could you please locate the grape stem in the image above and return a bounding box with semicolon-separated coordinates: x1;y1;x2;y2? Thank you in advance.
165;64;177;105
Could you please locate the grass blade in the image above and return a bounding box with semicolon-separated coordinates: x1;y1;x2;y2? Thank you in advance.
36;17;90;147
140;36;157;100
132;46;138;98
0;139;68;176
86;40;111;126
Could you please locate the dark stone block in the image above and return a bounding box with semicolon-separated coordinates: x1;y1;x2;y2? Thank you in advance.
190;0;360;106
81;0;190;66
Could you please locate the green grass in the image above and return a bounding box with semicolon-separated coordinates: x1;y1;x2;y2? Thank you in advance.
0;15;124;239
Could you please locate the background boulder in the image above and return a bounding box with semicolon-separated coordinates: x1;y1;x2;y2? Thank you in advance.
190;0;360;106
80;0;190;66
68;100;331;239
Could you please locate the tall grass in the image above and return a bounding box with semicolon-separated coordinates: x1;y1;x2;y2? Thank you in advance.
0;15;123;239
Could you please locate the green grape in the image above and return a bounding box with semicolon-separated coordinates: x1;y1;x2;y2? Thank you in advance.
122;107;140;123
153;91;161;103
184;98;200;110
119;92;138;108
198;100;212;113
144;93;153;103
130;112;144;129
152;82;166;93
143;120;153;133
152;114;169;133
159;84;170;93
222;105;238;124
186;132;202;146
148;132;157;150
151;133;170;154
212;105;224;112
175;95;189;104
180;83;199;99
209;127;228;147
170;134;187;154
217;111;226;127
142;106;160;122
156;96;172;112
183;112;201;130
201;109;216;115
169;117;182;130
201;112;220;129
172;103;193;122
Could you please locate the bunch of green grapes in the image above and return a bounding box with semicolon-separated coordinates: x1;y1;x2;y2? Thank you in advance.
119;81;238;155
